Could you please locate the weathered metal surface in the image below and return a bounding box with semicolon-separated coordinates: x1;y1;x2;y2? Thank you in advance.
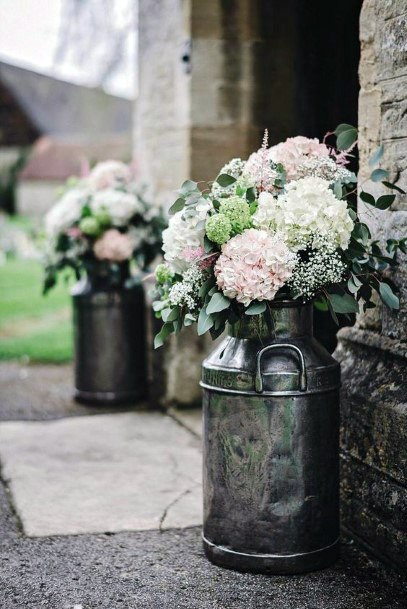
201;300;341;573
72;276;147;405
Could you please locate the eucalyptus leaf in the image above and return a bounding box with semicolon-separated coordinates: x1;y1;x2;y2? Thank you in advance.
161;307;180;323
206;292;231;314
197;307;214;335
360;191;376;206
245;301;267;315
370;168;389;182
382;181;406;194
375;194;396;210
333;181;343;199
216;174;237;187
329;293;359;314
368;144;384;167
169;197;185;215
246;187;256;203
334;123;355;135
379;282;399;310
179;180;198;196
199;275;216;298
336;125;357;151
154;322;173;349
204;235;214;253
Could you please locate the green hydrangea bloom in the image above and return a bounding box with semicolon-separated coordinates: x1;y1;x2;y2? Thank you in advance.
155;263;173;284
205;214;232;245
219;196;251;233
94;208;112;227
79;217;101;236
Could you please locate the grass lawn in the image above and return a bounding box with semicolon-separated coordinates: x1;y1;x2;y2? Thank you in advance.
0;258;73;363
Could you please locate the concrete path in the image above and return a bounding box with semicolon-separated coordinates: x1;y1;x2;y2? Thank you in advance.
0;412;202;537
0;362;406;609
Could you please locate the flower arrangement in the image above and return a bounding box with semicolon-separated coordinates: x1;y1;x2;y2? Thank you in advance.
152;125;406;347
43;160;165;292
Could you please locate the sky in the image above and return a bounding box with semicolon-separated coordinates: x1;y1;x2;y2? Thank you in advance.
0;0;137;99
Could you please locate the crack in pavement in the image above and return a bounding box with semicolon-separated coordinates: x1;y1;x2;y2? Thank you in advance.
159;483;201;533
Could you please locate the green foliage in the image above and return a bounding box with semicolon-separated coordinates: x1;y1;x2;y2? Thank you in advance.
206;292;230;314
245;301;267;315
216;174;237;187
334;124;358;150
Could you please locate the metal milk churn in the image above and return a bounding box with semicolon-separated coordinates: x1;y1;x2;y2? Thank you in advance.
201;300;340;574
71;263;147;405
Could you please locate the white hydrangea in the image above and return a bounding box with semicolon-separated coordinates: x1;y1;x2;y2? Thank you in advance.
45;189;87;236
211;158;246;199
253;176;354;251
162;199;212;272
87;160;131;191
90;189;141;226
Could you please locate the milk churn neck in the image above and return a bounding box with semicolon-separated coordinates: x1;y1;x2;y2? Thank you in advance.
229;300;314;339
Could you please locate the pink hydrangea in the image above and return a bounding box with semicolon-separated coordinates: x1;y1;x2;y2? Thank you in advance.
214;228;297;306
93;229;134;262
269;136;330;181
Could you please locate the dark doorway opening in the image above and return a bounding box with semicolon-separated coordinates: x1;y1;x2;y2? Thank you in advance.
254;0;362;351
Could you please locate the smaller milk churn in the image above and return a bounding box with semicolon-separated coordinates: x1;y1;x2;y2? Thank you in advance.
71;263;147;405
201;300;340;574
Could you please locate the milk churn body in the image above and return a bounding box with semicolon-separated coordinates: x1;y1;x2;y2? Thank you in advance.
72;273;147;405
201;301;340;574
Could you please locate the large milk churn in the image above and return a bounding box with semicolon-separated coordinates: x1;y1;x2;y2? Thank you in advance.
71;264;147;405
201;300;340;574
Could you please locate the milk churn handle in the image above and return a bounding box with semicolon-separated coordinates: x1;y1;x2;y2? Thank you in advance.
255;343;307;393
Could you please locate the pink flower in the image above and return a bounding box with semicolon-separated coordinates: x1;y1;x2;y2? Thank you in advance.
87;161;132;191
215;229;297;306
93;229;134;262
181;246;206;262
66;227;83;239
181;246;217;269
269;136;330;181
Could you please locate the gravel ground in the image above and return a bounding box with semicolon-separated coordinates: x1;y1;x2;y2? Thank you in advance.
0;363;406;608
1;482;406;609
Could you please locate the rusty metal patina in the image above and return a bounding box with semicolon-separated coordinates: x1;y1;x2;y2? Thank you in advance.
201;300;340;574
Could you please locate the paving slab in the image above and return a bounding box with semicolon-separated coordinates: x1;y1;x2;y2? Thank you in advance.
0;412;202;537
168;406;203;438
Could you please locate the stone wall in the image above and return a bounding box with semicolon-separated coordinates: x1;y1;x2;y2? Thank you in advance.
337;0;407;572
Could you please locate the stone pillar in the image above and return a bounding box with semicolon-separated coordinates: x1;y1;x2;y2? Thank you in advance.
336;0;407;572
135;0;266;407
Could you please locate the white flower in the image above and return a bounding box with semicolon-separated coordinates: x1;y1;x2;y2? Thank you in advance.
288;239;347;300
211;158;247;199
87;160;131;191
253;176;354;251
90;189;141;226
162;200;212;273
45;189;87;236
295;156;355;183
168;265;205;310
